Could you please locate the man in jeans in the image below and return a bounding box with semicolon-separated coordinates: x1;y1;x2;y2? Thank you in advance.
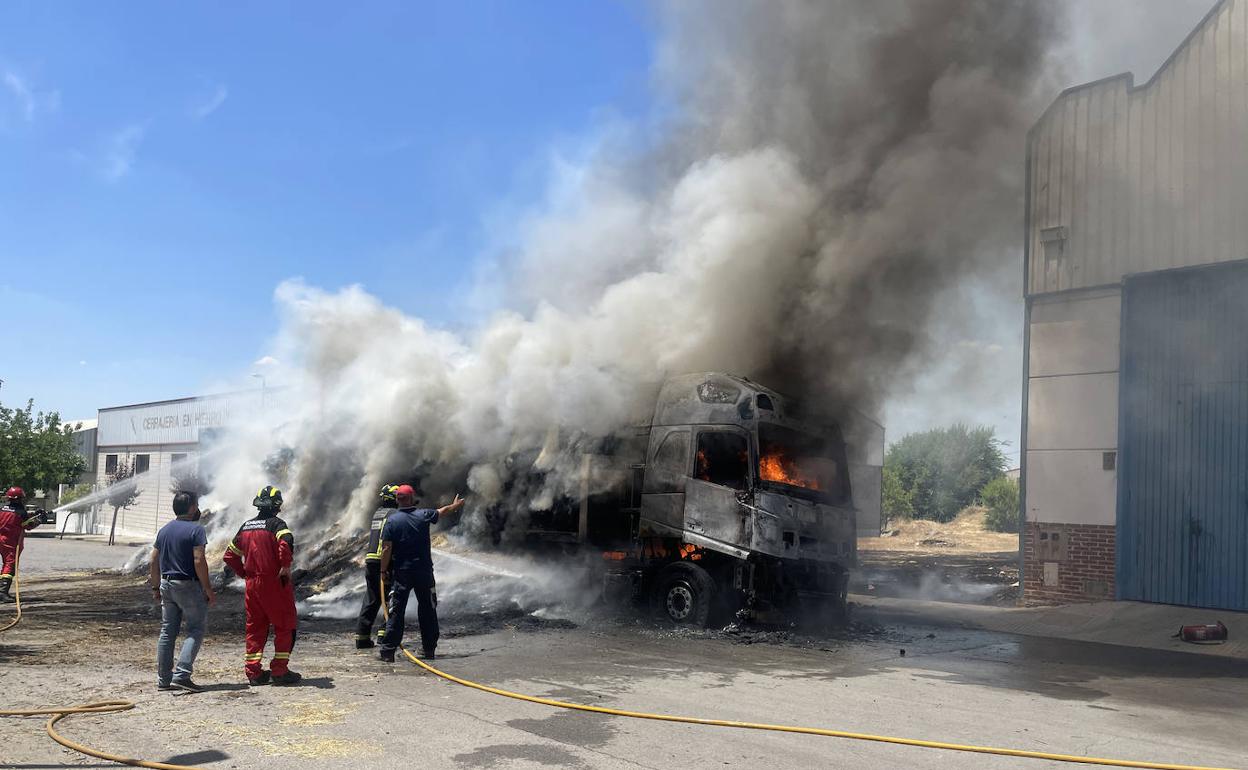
149;491;216;693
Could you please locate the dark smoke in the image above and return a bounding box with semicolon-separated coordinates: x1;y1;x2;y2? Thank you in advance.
656;1;1065;410
203;0;1070;549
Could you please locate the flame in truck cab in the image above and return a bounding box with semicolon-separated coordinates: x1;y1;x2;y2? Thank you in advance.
756;422;849;503
759;450;824;491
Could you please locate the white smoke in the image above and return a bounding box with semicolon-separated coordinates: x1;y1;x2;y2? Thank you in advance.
200;1;1070;553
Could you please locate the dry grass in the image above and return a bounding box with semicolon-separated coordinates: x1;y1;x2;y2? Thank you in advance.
859;507;1018;554
187;718;377;759
279;696;358;727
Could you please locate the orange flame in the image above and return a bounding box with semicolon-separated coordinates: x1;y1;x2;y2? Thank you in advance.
759;452;823;491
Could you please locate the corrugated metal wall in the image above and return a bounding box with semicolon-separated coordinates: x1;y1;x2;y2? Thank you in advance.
1118;261;1248;610
1027;0;1248;296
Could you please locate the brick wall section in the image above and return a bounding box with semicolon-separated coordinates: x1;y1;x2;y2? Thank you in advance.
1023;522;1116;604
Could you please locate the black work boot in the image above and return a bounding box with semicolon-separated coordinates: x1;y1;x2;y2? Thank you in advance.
248;671;272;686
0;577;13;603
170;678;204;694
421;648;436;660
355;637;375;649
271;670;302;686
378;648;395;663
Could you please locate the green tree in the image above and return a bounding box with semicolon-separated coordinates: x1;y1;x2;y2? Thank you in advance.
106;457;142;546
884;424;1006;522
0;398;86;495
980;476;1021;533
59;483;94;506
882;465;915;520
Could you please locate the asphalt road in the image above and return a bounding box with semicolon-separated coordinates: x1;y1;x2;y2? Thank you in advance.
16;532;144;574
2;539;1246;770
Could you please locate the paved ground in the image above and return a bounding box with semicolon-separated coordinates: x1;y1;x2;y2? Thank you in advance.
15;532;144;575
852;549;1019;605
2;538;1246;770
856;595;1248;661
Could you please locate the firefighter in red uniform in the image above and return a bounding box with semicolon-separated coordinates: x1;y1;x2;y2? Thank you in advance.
1;486;45;603
223;485;301;686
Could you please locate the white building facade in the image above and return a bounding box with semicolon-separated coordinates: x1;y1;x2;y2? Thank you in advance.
85;391;261;539
1022;0;1248;609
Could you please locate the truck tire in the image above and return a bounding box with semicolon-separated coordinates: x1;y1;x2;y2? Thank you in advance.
653;562;716;627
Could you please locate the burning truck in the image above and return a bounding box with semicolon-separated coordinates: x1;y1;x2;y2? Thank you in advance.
497;373;861;627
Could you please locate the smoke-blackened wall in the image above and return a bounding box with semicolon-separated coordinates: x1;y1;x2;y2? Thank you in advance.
202;0;1070;550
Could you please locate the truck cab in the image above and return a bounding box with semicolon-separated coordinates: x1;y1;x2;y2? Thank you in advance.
501;372;864;626
597;373;858;626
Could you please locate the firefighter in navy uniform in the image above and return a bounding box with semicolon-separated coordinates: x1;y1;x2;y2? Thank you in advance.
354;483;398;648
0;486;45;603
378;485;465;662
223;486;301;686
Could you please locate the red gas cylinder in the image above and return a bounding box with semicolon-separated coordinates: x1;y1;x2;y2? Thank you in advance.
1176;622;1229;643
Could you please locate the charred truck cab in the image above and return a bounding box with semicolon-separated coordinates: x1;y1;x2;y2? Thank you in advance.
584;373;858;626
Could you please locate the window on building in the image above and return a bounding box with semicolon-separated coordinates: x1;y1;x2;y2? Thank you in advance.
105;454;118;475
694;431;750;491
134;454;150;475
171;453;187;467
643;430;690;494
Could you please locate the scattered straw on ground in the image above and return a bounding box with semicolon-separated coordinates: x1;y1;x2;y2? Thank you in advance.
279;696;358;726
859;508;1017;554
167;712;378;759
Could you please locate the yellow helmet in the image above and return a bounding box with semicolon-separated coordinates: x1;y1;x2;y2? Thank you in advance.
253;485;283;512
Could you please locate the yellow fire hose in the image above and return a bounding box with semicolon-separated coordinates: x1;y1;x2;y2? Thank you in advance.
378;574;1238;770
0;549;205;770
0;550;1237;770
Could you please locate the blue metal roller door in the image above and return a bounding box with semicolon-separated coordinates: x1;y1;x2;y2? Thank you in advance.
1118;260;1248;610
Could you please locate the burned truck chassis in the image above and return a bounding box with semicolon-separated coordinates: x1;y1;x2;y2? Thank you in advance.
602;537;850;627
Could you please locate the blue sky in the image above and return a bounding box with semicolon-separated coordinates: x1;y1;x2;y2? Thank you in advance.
0;1;653;420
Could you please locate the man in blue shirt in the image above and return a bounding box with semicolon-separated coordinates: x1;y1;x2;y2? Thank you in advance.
378;485;464;662
148;491;216;693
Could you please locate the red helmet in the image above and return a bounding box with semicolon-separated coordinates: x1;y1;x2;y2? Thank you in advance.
5;486;24;501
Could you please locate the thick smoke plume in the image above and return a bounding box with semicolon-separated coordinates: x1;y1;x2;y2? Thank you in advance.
203;1;1068;552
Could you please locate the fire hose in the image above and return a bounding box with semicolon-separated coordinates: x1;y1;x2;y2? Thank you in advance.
0;550;205;770
0;552;1237;770
377;574;1238;770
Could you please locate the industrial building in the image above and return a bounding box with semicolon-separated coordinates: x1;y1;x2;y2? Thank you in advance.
1022;0;1248;610
844;412;884;539
65;391;261;539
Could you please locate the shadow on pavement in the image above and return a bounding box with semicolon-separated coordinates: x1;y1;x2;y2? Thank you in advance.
164;750;231;765
285;676;335;689
197;682;252;693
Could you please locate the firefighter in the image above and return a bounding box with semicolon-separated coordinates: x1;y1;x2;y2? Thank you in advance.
0;486;45;603
378;485;465;662
354;483;398;648
223;485;301;686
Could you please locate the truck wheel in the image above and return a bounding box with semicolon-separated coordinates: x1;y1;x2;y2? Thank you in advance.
654;562;716;627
